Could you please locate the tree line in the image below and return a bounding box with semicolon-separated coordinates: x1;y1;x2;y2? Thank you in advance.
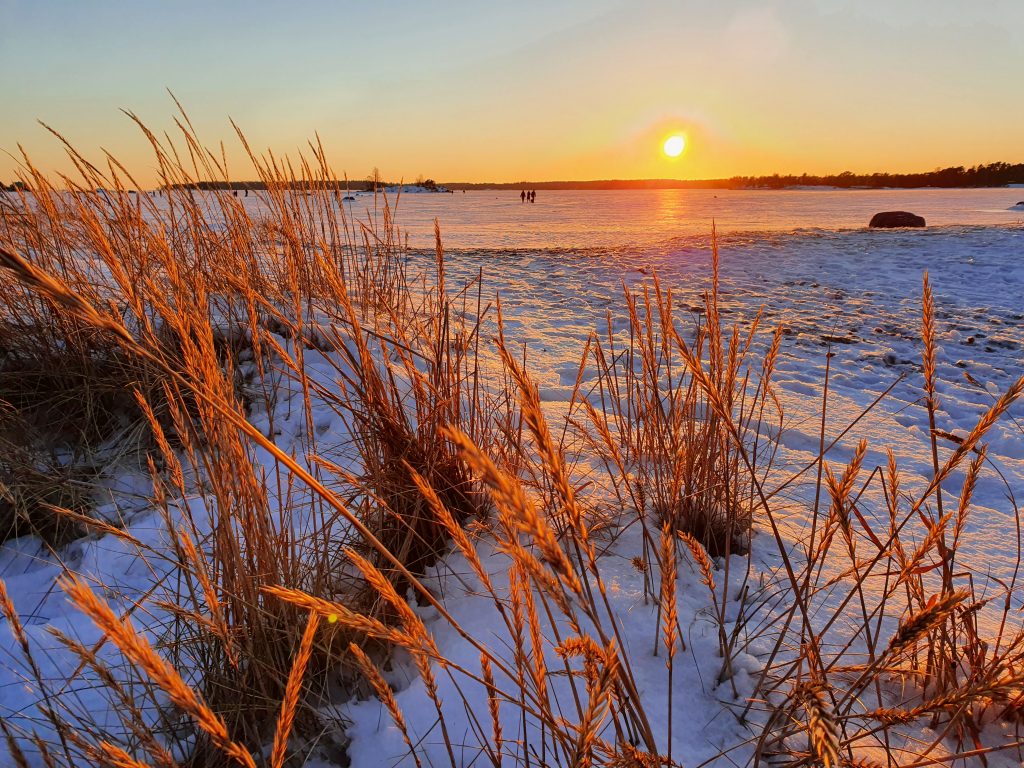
451;162;1024;190
728;162;1024;189
5;161;1022;193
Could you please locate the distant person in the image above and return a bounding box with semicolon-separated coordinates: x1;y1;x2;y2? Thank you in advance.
530;190;536;203
521;190;526;203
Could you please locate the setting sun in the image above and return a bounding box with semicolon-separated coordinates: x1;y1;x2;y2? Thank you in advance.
663;135;686;158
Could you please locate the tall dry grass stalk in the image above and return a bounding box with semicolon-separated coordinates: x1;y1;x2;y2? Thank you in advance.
0;104;498;765
269;612;319;768
749;273;1024;766
60;574;256;768
1;103;1023;768
576;262;775;558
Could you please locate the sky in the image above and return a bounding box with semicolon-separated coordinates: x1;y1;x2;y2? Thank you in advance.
1;0;1022;185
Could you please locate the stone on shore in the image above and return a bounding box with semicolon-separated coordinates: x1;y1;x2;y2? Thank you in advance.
869;211;926;228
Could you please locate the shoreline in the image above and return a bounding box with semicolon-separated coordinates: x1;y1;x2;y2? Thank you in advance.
13;182;1014;194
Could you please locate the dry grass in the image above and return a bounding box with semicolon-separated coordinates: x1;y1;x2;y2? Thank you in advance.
0;438;94;545
0;105;486;764
574;245;783;558
0;106;1022;768
747;274;1024;766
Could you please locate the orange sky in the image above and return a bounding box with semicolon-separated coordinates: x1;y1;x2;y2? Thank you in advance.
2;1;1022;186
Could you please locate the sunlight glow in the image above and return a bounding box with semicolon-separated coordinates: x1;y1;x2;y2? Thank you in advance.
663;135;686;158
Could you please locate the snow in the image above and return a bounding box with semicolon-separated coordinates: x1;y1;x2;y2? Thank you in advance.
344;532;759;767
1;190;1022;765
416;222;1023;763
434;225;1024;582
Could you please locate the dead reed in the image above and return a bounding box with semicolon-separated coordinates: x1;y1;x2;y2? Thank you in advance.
0;105;1022;768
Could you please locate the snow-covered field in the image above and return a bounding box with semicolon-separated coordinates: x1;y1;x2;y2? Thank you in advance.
1;188;1022;765
438;224;1024;578
387;220;1024;765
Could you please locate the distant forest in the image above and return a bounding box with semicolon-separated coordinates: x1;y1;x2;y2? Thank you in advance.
452;162;1024;190
4;162;1023;193
727;162;1024;190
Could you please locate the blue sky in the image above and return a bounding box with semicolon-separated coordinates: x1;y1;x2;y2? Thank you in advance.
2;0;1022;183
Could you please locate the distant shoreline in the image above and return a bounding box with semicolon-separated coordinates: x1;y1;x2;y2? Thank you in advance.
84;182;1020;193
5;181;1023;195
448;163;1024;191
441;182;1024;192
8;165;1023;195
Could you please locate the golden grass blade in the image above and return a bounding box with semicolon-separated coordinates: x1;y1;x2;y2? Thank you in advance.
59;574;256;768
270;612;319;768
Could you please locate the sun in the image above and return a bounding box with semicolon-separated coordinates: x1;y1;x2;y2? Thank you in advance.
663;135;686;158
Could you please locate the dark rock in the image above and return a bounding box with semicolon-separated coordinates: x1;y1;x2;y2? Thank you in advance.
869;211;926;228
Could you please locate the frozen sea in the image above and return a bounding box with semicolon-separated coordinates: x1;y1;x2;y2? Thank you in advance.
364;187;1024;585
362;186;1024;248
